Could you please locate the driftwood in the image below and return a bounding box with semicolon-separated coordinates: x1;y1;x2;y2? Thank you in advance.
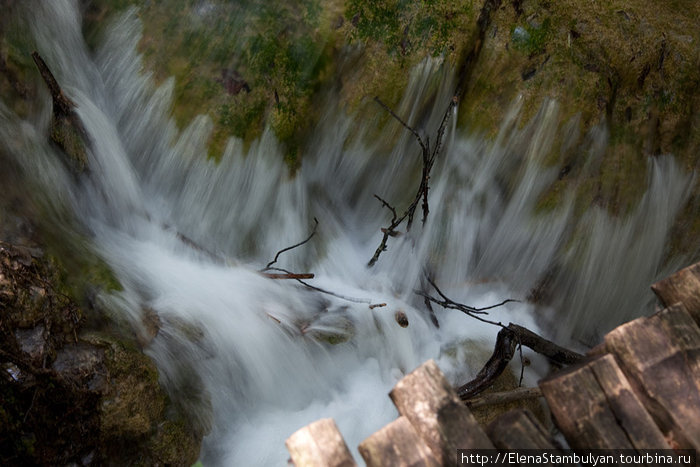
604;304;700;450
540;354;671;450
389;360;493;465
286;418;356;467
31;51;89;173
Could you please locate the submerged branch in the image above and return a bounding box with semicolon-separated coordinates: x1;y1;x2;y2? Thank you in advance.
417;277;584;399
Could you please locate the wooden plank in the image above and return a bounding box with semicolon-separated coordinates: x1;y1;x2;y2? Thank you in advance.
587;354;671;449
486;409;557;450
389;360;493;465
605;315;700;450
650;303;700;388
540;359;637;449
358;416;439;467
651;262;700;323
286;418;356;467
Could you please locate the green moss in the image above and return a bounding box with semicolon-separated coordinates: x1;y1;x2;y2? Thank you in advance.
511;17;552;56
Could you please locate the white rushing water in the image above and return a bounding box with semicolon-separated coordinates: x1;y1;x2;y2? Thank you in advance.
1;1;695;465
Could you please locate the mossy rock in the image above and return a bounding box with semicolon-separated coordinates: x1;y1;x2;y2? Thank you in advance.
0;242;203;465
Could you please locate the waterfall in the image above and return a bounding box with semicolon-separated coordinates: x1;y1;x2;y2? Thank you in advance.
1;1;693;465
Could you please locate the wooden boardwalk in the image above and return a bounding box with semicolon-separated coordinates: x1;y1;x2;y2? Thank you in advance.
285;262;700;466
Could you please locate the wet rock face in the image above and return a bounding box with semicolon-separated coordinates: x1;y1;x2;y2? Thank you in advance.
0;242;203;465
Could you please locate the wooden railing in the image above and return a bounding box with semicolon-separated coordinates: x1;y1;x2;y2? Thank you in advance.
285;261;700;466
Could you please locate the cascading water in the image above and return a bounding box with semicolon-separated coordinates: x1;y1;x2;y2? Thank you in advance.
1;1;694;465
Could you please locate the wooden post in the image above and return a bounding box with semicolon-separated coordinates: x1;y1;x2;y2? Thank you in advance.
605;310;700;450
540;354;670;450
651;262;700;323
358;416;439;467
389;360;493;465
286;418;356;467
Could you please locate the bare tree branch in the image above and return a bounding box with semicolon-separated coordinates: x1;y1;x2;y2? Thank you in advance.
368;92;456;266
263;218;318;271
373;97;427;154
415;277;584;399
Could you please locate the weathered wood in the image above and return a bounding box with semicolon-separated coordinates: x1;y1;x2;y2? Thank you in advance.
465;386;542;409
286;418;356;467
486;409;557;450
457;327;517;400
262;272;315;280
651;262;700;323
358;416;439;467
506;323;584;366
587;354;671;449
650;303;700;387
540;354;668;449
457;323;583;400
389;360;492;465
605;313;700;450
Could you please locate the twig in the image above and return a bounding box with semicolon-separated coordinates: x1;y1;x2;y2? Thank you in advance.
373;96;427;154
263;218;318;271
262;272;315;280
416;277;583;398
374;194;398;224
265;266;385;309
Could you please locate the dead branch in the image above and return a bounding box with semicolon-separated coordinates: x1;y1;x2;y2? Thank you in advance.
260;224;386;309
416;277;583;398
262;273;315;280
264;218;318;270
366;0;503;268
506;322;583;366
415;276;518;327
458;326;518;399
31;51;74;116
456;322;584;400
464;386;542;409
367;94;457;267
